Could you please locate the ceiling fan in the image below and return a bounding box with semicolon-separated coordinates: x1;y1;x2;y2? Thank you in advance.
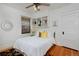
26;3;50;11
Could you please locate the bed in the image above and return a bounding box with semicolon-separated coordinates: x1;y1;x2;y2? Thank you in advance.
13;36;53;56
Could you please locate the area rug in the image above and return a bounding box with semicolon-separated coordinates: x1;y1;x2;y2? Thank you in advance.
0;48;24;56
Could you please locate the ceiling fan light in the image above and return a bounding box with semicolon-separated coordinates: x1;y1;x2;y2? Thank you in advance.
33;5;37;11
37;6;40;10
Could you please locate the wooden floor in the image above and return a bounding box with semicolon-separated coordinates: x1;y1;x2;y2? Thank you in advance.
46;45;79;56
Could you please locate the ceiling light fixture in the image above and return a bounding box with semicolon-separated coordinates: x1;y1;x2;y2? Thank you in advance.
33;5;40;11
26;3;50;11
33;5;37;11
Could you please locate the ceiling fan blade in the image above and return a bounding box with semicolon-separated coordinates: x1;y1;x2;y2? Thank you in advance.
26;4;34;8
40;3;50;6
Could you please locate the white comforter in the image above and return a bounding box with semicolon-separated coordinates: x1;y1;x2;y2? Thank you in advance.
13;36;53;56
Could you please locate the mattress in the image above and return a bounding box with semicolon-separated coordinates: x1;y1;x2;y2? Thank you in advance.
13;36;53;56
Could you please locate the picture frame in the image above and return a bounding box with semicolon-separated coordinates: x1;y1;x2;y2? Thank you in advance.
32;18;37;27
41;16;48;27
21;16;31;34
32;16;48;28
37;18;41;27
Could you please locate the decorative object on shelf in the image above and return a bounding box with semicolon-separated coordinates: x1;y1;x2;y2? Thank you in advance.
0;20;13;31
21;16;31;34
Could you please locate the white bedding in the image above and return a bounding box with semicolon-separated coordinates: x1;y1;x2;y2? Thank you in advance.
13;36;53;56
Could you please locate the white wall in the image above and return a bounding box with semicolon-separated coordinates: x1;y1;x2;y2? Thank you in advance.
0;4;32;51
50;4;79;50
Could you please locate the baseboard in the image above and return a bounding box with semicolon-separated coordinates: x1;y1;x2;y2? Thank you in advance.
54;44;79;51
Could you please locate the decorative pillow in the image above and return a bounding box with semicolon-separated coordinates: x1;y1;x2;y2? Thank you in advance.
39;32;48;38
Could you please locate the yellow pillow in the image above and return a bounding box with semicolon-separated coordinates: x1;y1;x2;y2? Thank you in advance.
39;32;48;38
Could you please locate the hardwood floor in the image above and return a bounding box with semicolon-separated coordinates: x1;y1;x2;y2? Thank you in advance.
46;45;79;56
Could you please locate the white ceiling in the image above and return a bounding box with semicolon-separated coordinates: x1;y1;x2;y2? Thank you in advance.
1;3;71;12
50;3;71;9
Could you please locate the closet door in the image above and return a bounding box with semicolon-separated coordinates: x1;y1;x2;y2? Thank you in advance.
56;12;79;50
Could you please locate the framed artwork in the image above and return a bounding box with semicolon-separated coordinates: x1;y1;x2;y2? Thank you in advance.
32;16;48;28
37;18;41;27
21;16;31;34
41;16;48;27
32;18;37;26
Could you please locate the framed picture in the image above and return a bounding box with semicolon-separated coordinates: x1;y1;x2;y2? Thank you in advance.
37;18;41;27
41;16;48;27
21;16;31;34
32;16;48;28
32;18;37;26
